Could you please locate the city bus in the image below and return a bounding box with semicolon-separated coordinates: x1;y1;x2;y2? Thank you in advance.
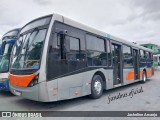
9;13;154;102
0;28;20;91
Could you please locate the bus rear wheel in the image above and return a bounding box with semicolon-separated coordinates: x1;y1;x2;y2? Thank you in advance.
90;75;103;99
141;71;147;83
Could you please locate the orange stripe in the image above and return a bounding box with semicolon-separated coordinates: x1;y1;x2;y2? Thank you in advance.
9;73;36;87
126;72;134;80
147;69;152;77
126;69;153;80
140;71;143;78
53;88;58;90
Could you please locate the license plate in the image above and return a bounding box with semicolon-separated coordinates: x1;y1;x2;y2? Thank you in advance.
14;90;21;96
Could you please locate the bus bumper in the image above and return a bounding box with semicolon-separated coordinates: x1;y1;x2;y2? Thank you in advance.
9;83;39;101
9;82;50;102
0;79;10;91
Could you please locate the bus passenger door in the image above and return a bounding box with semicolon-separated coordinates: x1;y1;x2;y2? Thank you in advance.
133;49;139;80
112;43;122;86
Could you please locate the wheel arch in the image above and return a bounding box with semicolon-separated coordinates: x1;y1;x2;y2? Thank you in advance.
93;71;106;90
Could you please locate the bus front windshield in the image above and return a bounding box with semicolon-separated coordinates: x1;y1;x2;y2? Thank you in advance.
11;16;51;70
11;29;47;69
0;43;14;72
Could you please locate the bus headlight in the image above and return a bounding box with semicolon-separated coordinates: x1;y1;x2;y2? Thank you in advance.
28;75;39;87
0;78;8;82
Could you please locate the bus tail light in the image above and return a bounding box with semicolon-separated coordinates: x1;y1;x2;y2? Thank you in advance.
28;75;39;87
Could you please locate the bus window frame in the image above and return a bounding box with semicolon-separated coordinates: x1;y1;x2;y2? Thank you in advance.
106;39;112;67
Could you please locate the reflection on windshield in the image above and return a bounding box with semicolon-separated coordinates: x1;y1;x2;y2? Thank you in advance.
0;55;10;72
0;43;14;72
11;33;29;59
12;29;47;69
4;44;11;54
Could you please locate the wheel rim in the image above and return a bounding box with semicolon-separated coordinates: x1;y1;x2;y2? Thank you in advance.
94;80;102;94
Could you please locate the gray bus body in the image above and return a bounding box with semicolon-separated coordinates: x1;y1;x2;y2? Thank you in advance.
9;13;153;102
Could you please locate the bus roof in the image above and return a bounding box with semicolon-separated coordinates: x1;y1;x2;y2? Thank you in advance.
19;13;152;53
58;14;152;52
2;28;21;41
2;28;21;38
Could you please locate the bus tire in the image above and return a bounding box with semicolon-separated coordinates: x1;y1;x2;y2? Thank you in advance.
90;75;103;99
141;71;147;83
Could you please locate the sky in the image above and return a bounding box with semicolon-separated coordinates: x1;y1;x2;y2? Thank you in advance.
0;0;160;45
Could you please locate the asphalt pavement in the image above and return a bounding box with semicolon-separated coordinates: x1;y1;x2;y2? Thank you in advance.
0;70;160;119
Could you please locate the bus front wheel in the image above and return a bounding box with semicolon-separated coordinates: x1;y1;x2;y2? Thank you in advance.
90;75;103;99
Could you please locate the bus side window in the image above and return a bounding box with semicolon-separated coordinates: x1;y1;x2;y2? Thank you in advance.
144;51;147;59
139;50;145;68
67;36;86;73
65;36;85;61
146;52;151;67
140;50;144;58
123;45;133;67
149;52;153;67
66;37;80;61
86;34;107;66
